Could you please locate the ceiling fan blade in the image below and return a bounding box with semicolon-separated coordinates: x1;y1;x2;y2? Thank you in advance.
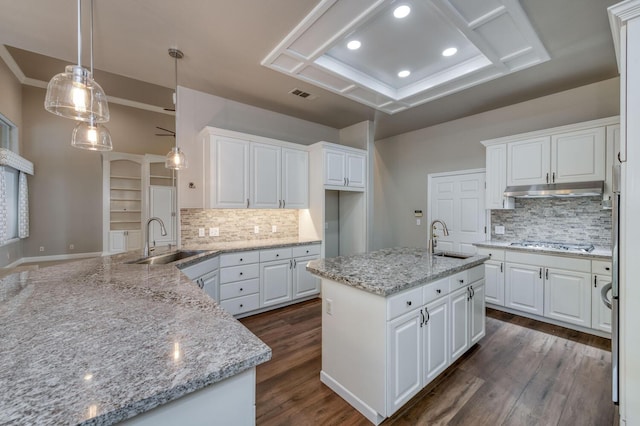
164;108;175;112
155;126;175;134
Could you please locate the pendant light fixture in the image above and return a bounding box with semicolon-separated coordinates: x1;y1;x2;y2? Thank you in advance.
71;0;112;151
44;0;110;123
165;48;187;170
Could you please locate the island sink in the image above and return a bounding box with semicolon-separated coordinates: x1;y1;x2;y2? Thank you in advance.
126;250;206;265
432;251;473;259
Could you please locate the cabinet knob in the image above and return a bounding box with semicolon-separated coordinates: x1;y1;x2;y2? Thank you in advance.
436;289;441;294
406;301;412;306
276;254;279;257
240;304;244;308
605;267;611;271
240;288;243;292
240;272;243;276
459;279;464;284
240;258;243;262
306;250;309;253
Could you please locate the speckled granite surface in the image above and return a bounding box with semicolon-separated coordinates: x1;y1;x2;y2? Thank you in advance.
306;247;489;296
183;237;321;253
474;241;612;261
0;250;272;425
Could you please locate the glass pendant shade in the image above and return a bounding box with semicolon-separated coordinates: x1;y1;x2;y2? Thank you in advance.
45;65;110;123
71;120;112;151
165;147;187;170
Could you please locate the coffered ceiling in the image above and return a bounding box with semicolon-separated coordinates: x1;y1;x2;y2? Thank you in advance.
0;0;620;140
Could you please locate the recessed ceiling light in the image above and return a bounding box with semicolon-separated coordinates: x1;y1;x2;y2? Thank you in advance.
398;70;411;78
393;5;411;19
442;47;458;57
347;40;361;50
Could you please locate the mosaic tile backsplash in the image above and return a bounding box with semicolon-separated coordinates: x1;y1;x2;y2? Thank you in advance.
181;209;299;245
490;197;612;247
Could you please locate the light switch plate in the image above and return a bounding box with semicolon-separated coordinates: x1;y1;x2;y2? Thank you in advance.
272;225;277;233
495;225;505;235
198;228;205;237
254;226;259;234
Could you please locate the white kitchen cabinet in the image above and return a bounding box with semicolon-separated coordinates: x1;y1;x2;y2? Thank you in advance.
505;262;544;315
470;280;486;345
485;144;514;209
507;136;551;186
323;148;366;190
592;273;612;333
422;296;449;383
200;269;219;302
251;143;281;209
282;148;309;209
293;255;320;298
260;258;293;307
449;286;470;362
604;124;621;206
387;309;422;414
484;261;504;306
544;267;591;328
551;127;606;183
109;230;142;253
206;135;251;208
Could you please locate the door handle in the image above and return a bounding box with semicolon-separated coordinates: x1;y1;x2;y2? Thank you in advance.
546;173;549;183
500;263;503;273
601;282;613;310
420;309;425;327
545;268;549;280
552;172;556;183
539;268;542;279
425;307;430;325
246;198;250;208
594;275;597;288
279;200;282;208
283;199;285;208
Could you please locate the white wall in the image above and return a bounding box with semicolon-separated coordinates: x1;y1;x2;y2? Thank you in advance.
176;87;340;208
372;77;620;249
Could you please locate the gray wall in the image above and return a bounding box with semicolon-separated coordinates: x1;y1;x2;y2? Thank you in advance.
372;77;620;250
0;54;23;266
20;86;174;258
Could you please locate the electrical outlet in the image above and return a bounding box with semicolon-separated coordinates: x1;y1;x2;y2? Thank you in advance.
254;226;259;234
325;222;329;230
39;246;44;252
198;228;205;237
69;244;74;250
210;227;219;237
272;225;277;233
326;298;333;316
495;225;505;235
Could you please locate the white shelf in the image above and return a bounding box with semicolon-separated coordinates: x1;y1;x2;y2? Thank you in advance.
150;175;173;179
111;210;142;213
111;175;141;180
111;198;142;202
110;220;141;224
111;188;141;191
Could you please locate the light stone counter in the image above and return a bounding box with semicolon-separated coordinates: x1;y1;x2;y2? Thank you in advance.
306;247;489;297
0;250;271;425
473;240;612;261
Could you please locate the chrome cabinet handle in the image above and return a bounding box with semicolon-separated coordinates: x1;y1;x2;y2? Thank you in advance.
601;282;613;309
545;268;549;280
420;309;425;327
539;268;542;279
425;307;430;325
552;172;556;183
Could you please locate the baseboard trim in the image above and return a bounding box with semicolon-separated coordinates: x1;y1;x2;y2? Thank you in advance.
12;252;103;266
320;371;385;425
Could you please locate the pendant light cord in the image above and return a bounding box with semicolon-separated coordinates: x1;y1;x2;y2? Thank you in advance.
77;0;82;67
90;0;94;74
174;51;179;150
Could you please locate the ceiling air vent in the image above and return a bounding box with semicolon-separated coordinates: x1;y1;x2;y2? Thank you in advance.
289;88;316;100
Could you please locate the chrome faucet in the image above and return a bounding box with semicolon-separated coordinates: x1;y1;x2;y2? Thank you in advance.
428;219;450;255
144;217;168;257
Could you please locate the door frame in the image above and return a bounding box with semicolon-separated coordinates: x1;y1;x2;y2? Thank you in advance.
426;168;489;251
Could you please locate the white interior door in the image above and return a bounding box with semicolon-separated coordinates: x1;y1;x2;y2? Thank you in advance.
429;171;486;254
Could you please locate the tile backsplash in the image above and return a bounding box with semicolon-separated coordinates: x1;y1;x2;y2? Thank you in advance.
180;208;299;245
491;197;612;247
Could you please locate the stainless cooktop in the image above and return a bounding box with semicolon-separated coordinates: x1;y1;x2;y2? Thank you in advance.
509;240;595;253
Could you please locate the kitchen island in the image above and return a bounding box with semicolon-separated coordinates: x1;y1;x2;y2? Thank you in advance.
306;248;489;425
0;250;272;425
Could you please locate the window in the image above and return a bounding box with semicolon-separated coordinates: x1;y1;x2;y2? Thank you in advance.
0;113;20;244
0;113;17;152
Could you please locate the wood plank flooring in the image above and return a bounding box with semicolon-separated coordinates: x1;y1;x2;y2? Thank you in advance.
240;299;614;426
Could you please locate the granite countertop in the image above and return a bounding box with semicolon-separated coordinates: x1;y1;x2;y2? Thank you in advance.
474;240;612;261
0;250;272;425
182;237;321;253
306;247;489;297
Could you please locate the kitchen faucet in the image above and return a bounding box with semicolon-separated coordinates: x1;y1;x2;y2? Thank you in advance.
144;217;168;257
428;219;449;255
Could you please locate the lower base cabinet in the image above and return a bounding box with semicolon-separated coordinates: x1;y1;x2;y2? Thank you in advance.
423;296;449;384
260;259;293;307
592;273;612;333
109;230;142;253
387;309;422;414
544;268;591;327
505;262;544;315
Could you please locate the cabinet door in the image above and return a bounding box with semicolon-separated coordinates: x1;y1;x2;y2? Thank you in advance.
149;186;175;244
551;127;605;183
281;148;309;209
346;153;366;188
387;309;422;415
324;150;346;186
450;287;470;362
126;230;142;251
484;261;505;306
260;259;293;307
423;297;448;384
544;268;591;327
604;125;620;205
485;144;513;209
251;143;281;209
210;136;250;208
470;281;486;345
201;270;219;302
293;255;320;298
109;231;126;253
592;274;612;333
505;263;544;315
507;136;551;186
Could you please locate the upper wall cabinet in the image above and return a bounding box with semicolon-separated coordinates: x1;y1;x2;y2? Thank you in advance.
323;147;366;191
201;128;309;209
485;144;514;210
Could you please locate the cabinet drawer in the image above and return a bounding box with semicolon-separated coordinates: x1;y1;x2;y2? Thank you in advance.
220;278;260;301
388;287;422;321
179;255;220;279
260;247;293;263
477;247;505;261
449;271;468;291
423;278;449;304
219;250;260;267
220;294;260;316
220;264;260;284
292;244;321;258
467;265;484;283
592;260;612;276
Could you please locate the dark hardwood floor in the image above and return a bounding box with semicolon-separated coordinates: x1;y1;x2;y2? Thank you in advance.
240;299;614;426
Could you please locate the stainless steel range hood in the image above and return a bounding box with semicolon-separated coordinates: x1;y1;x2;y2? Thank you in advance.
504;181;604;198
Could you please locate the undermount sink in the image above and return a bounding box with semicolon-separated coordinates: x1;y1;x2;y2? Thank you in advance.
127;250;206;265
432;251;473;259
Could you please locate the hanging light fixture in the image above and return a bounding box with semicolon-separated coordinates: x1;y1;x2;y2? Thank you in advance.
71;0;112;151
44;0;110;123
165;48;187;170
